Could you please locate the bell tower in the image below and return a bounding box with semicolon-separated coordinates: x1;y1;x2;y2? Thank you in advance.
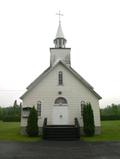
50;11;71;67
54;22;66;48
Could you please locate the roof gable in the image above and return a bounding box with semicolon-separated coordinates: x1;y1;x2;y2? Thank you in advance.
20;60;101;99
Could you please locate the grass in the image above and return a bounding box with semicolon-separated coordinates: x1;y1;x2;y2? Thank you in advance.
0;121;41;142
0;121;120;142
81;120;120;142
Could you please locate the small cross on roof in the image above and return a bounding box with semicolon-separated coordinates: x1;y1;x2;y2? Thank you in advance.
56;11;63;23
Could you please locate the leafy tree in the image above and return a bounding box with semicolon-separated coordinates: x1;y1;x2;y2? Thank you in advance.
112;104;118;115
0;107;3;120
26;106;38;137
83;103;95;136
19;102;22;116
100;103;120;120
0;101;21;122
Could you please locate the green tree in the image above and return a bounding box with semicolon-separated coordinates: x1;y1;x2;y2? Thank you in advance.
0;107;3;120
83;103;95;136
26;106;38;137
20;102;22;109
13;100;18;108
112;104;118;115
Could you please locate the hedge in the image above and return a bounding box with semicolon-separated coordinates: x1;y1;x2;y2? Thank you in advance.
101;115;120;121
2;115;20;122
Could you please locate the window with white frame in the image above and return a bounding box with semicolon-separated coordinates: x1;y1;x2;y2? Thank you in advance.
81;101;85;116
37;101;41;116
55;97;67;105
58;71;63;85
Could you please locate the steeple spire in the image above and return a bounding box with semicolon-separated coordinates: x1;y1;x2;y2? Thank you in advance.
56;22;64;39
54;11;67;48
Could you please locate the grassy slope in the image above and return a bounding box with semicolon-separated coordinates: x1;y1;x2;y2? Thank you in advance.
0;122;40;142
81;120;120;141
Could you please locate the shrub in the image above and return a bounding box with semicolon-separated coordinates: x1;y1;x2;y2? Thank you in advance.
83;103;95;136
26;106;38;137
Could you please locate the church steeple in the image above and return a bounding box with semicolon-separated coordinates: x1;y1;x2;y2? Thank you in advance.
54;11;67;48
54;22;67;48
50;12;71;67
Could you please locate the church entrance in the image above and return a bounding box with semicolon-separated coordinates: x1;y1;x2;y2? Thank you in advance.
52;97;69;125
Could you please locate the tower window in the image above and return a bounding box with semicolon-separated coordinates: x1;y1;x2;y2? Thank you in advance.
59;39;62;48
37;101;41;116
58;71;63;85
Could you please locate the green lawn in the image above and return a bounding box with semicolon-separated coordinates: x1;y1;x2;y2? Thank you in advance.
82;120;120;141
0;122;41;142
0;121;120;142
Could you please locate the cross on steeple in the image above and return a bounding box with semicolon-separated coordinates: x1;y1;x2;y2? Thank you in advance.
56;11;63;23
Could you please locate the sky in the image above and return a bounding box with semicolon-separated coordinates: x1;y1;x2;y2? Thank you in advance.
0;0;120;108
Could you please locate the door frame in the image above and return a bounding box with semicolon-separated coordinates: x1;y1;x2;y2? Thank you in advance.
52;105;69;125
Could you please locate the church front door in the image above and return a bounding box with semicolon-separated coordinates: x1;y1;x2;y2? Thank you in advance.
52;106;69;125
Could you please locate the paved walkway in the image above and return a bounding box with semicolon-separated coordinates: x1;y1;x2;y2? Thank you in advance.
0;141;120;159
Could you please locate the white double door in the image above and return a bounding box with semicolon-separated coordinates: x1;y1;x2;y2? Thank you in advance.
52;106;69;125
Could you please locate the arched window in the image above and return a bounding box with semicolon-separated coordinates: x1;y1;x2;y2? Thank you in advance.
55;97;67;105
37;101;41;116
58;71;63;85
81;101;85;116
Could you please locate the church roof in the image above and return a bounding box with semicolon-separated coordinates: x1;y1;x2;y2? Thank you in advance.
20;61;102;100
56;23;64;39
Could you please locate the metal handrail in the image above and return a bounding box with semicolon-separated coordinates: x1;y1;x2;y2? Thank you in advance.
43;118;47;139
43;118;47;127
74;118;80;127
74;118;80;138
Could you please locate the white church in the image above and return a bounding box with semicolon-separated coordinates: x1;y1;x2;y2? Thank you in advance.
20;17;101;139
